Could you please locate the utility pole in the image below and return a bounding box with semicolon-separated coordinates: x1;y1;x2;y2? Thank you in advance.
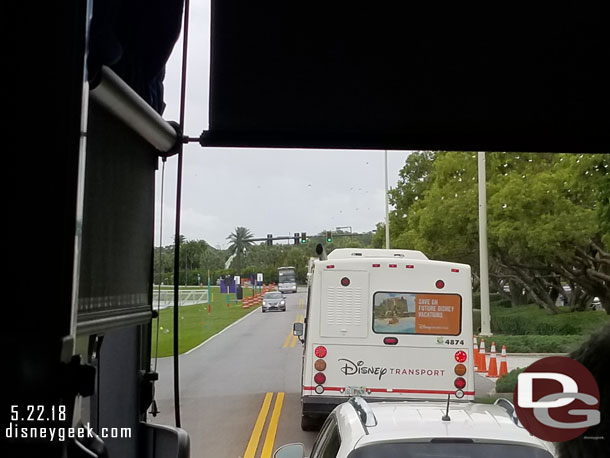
384;150;390;249
478;152;492;336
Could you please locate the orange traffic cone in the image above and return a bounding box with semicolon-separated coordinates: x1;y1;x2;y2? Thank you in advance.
487;342;499;377
499;345;508;377
473;335;479;369
476;339;487;372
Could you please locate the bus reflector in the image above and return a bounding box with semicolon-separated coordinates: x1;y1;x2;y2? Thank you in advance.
315;385;324;394
314;372;326;384
454;377;466;389
315;346;327;358
389;264;397;268
372;263;381;268
435;280;445;289
454;364;467;376
326;265;335;269
314;359;327;371
341;277;351;286
406;265;414;269
454;350;467;362
383;337;398;345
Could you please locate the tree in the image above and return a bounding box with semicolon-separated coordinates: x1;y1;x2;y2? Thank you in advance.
385;152;609;314
226;226;255;273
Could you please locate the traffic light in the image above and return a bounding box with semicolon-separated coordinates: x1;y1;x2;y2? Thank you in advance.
301;232;307;244
326;231;332;242
294;232;300;245
266;234;273;246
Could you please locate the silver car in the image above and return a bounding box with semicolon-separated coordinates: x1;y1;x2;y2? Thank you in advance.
262;292;287;312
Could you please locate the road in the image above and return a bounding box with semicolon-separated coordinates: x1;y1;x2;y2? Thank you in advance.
150;289;318;458
148;289;541;457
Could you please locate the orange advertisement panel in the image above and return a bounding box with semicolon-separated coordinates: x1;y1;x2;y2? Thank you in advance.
414;294;461;335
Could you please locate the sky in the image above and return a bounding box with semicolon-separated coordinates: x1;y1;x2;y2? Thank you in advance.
155;1;413;249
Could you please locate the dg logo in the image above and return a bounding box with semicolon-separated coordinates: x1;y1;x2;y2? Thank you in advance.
514;356;600;442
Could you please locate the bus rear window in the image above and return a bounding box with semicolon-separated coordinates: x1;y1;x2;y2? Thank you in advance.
373;292;462;335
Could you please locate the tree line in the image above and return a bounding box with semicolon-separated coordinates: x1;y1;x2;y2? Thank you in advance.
371;152;609;314
154;230;375;286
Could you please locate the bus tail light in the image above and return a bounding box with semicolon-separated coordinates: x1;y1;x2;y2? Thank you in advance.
326;265;335;269
314;373;326;384
406;265;414;269
435;280;445;289
315;346;327;358
454;350;467;363
454;364;467;376
389;264;397;268
454;377;466;389
314;359;327;371
372;263;381;268
383;337;398;345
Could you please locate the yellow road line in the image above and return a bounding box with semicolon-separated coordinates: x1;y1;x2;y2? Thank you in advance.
282;331;292;348
289;314;304;347
261;392;285;458
283;314;304;348
289;335;298;348
243;392;273;458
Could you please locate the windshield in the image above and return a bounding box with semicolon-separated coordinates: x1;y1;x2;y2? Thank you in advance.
279;272;296;282
265;292;283;299
347;442;554;458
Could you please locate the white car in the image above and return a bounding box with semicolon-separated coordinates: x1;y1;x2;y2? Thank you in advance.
274;397;557;458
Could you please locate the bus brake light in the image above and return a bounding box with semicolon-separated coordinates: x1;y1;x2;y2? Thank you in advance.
315;346;327;358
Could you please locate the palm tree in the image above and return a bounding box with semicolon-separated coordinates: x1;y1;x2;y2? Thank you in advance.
226;226;254;273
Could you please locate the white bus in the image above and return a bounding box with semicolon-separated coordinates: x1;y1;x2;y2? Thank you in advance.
293;248;475;430
278;266;297;293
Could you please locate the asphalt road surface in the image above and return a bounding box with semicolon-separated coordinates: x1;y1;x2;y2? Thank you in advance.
149;289;505;458
150;289;318;458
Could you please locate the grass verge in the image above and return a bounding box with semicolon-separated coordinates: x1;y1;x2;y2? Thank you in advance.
151;287;258;357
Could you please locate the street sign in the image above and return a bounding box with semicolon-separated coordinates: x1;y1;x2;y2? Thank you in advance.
257;273;263;282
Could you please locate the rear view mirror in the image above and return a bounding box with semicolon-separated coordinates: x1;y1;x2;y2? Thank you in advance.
293;322;304;337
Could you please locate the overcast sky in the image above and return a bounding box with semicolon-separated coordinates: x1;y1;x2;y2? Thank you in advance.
155;1;413;249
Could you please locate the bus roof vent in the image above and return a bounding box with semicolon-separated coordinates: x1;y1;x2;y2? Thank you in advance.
348;397;377;432
350;252;363;256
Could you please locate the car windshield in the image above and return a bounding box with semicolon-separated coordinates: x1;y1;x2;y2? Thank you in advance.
265;292;282;299
347;442;554;458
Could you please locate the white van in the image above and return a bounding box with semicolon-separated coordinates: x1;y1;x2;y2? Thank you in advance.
294;248;475;430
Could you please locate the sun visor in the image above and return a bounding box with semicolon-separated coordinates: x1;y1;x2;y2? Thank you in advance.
203;0;607;152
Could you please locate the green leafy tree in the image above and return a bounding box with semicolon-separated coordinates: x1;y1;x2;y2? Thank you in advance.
385;152;609;314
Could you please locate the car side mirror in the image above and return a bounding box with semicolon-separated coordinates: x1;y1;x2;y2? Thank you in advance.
293;322;304;341
274;443;304;458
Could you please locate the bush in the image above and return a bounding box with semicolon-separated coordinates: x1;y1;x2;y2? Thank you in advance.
489;304;608;336
495;367;526;393
485;334;587;353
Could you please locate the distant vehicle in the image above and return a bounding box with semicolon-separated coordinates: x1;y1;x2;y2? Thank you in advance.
294;248;474;430
273;397;557;458
278;266;298;293
262;291;287;313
